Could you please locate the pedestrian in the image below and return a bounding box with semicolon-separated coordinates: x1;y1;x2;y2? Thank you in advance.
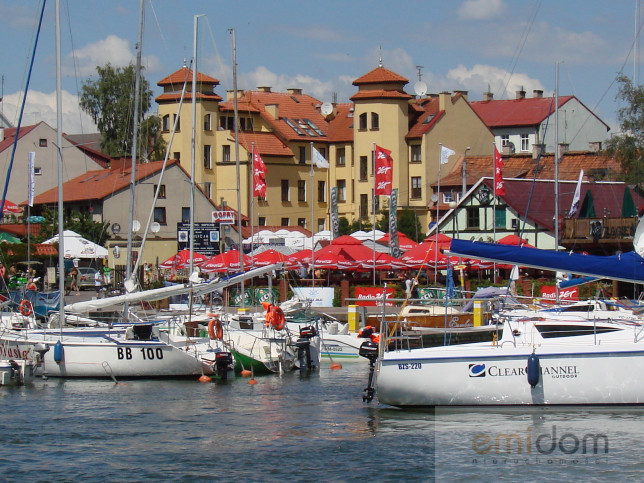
94;269;103;295
405;273;413;298
70;266;79;295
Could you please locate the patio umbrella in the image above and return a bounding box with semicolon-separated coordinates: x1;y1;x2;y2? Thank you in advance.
249;249;290;267
400;242;447;268
313;235;386;271
376;232;420;252
288;249;313;266
1;200;23;214
201;249;250;273
496;234;535;248
0;232;21;243
159;249;208;270
622;187;638;217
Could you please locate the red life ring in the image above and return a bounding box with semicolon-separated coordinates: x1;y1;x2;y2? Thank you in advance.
19;300;32;317
264;305;285;331
207;317;223;340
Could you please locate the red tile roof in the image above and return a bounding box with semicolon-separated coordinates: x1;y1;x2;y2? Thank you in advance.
157;67;219;86
235;131;293;157
353;66;409;85
156;92;222;103
327;103;354;143
470;96;575;127
350;89;412;101
0;124;38;154
406;97;444;139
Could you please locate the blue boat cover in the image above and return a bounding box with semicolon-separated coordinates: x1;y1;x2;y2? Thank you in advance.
449;239;644;283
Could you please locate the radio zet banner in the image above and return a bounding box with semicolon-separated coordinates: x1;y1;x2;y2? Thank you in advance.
540;285;579;303
354;287;396;307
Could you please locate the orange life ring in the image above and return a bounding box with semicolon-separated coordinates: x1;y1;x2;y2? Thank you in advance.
19;300;32;317
265;305;285;331
207;317;223;340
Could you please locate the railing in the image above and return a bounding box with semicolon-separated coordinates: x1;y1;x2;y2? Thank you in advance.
562;217;637;242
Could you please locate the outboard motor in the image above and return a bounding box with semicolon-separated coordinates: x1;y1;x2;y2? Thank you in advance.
359;340;379;403
295;326;317;372
213;351;233;381
8;360;23;385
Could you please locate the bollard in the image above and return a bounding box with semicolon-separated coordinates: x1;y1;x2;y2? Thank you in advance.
473;300;483;326
348;304;359;332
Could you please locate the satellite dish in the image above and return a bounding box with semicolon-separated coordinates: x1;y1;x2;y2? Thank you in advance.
151;222;161;233
431;194;439;202
132;220;141;233
111;223;121;234
320;102;333;115
414;81;428;97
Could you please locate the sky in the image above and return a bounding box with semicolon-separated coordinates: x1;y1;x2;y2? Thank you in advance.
1;0;641;135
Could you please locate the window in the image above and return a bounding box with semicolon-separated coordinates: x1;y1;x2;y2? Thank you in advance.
154;207;167;225
298;180;306;202
495;206;506;229
318;147;326;159
511;218;518;229
359;112;367;130
173;114;180;131
203;145;212;169
318;180;326;202
204;114;211;131
411;177;422;199
337;179;346;202
222;145;231;162
182;207;190;223
34;167;42;176
297;218;306;228
173;151;181;161
39;139;47;147
220;116;234;130
336;147;346;166
501;134;510;146
466;207;480;229
520;133;529;151
203;182;211;199
443;192;454;203
371;112;379;130
162;115;170;131
317;218;325;231
411;145;421;163
360;194;368;218
359;156;368;181
258;216;266;226
281;179;290;201
281;217;289;226
299;146;306;165
154;184;166;199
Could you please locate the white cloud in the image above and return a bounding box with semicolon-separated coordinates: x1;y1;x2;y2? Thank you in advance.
446;64;545;99
458;0;504;21
64;35;161;78
3;90;97;134
238;66;335;101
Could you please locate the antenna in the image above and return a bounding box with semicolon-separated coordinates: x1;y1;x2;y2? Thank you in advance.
416;65;424;82
378;45;383;67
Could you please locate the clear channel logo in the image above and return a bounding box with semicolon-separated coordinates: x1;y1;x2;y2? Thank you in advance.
469;363;486;377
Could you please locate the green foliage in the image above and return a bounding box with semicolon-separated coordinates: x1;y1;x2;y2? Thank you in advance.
605;74;644;188
376;208;424;242
80;63;165;159
31;206;110;246
338;217;350;236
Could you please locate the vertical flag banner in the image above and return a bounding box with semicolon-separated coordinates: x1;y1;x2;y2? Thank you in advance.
375;145;393;196
493;146;506;196
28;151;35;207
252;148;266;198
330;187;339;239
312;146;330;168
440;145;455;164
389;188;401;257
568;169;584;217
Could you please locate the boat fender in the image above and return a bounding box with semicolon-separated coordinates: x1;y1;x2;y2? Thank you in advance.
54;340;64;364
526;353;540;388
19;299;32;317
207;317;224;340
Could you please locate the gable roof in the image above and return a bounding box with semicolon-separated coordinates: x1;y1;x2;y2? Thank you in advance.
157;67;219;87
0;123;39;154
234;131;294;158
327;103;354;143
156;67;222;103
406;97;445;139
353;66;409;85
470;96;575;127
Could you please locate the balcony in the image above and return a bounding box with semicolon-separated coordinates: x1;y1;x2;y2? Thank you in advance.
561;217;638;245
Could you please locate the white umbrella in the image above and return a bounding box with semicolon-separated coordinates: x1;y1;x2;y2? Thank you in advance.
43;230;108;259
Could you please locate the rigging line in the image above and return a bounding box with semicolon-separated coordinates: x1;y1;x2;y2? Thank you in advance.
203;18;227;87
497;0;542;99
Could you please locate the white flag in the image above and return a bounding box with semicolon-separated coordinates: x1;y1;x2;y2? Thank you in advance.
28;152;35;207
440;145;455;164
568;169;584;217
312;146;329;168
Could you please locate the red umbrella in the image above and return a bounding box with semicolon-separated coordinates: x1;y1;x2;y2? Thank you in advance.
159;249;208;270
2;200;22;214
497;234;535;247
423;233;452;247
201;249;250;273
288;249;313;266
376;232;420;252
249;249;289;267
360;252;408;271
400;242;447;268
313;236;383;271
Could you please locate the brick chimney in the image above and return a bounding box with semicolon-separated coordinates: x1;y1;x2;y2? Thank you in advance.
533;89;544;98
438;91;452;111
257;86;272;93
483;91;494;101
287;88;302;95
516;88;526;99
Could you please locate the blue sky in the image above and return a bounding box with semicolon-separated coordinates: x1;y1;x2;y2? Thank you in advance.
1;0;640;134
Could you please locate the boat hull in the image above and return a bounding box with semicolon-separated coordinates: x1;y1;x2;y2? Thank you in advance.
377;344;644;407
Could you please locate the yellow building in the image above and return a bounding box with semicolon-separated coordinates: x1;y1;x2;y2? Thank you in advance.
156;64;493;234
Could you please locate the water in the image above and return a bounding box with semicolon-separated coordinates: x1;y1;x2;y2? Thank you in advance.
1;364;643;482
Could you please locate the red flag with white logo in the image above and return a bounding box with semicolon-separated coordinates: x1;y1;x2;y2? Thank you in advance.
253;148;267;198
494;146;505;196
374;145;393;196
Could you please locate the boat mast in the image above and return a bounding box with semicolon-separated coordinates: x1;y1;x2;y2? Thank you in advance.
125;0;145;292
554;61;560;304
230;28;245;306
56;0;66;329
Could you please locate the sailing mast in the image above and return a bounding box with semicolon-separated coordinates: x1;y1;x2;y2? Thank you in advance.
56;0;66;329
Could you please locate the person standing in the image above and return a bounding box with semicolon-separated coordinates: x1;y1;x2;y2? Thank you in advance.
94;269;103;296
70;266;80;295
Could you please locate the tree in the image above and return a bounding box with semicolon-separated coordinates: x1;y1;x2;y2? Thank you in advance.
80;63;166;159
31;206;110;246
605;74;644;188
376;208;424;242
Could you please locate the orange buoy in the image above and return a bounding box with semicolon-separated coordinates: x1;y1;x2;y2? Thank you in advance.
330;363;342;370
240;369;252;377
207;317;224;340
198;375;211;383
248;378;258;385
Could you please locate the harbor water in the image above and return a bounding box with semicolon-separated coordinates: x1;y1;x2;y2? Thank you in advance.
1;362;643;482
